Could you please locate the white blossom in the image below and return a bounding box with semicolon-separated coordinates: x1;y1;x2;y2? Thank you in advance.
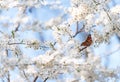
0;0;119;82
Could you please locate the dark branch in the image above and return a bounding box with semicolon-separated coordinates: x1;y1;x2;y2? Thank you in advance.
79;46;87;52
5;49;9;56
43;77;49;82
33;76;38;82
76;21;79;33
23;71;28;80
7;72;10;82
8;42;26;45
14;23;20;32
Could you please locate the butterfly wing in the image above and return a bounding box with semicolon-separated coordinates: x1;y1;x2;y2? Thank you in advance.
81;34;92;46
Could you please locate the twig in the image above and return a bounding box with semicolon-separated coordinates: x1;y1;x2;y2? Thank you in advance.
14;23;20;32
79;46;87;52
103;8;112;21
23;71;28;80
92;0;100;5
5;49;8;56
7;72;10;82
73;22;85;37
76;21;79;33
33;76;38;82
8;42;26;45
43;77;49;82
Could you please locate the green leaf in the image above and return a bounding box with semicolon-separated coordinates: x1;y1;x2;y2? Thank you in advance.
11;31;15;38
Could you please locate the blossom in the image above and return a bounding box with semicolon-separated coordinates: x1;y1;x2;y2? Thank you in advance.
0;0;120;82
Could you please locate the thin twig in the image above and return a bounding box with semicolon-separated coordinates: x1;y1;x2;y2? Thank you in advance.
43;77;49;82
23;70;28;80
92;0;100;5
12;63;36;67
14;23;20;32
79;46;87;52
103;8;112;21
8;42;26;45
7;72;10;82
73;23;85;37
5;49;8;56
76;21;79;33
33;76;38;82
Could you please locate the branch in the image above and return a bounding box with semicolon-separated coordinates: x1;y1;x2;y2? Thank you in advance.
14;23;20;32
7;72;10;82
103;8;112;21
33;76;38;82
76;21;79;33
5;49;9;56
79;46;87;52
23;71;28;80
43;77;49;82
73;22;85;37
8;42;26;45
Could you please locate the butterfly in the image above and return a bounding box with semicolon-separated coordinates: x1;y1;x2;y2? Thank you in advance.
81;34;92;47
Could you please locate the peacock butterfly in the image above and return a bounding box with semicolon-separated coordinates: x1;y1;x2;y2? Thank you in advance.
81;34;92;47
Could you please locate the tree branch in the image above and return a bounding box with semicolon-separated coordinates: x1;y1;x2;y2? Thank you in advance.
79;46;87;52
8;42;26;45
33;76;38;82
43;77;49;82
73;22;85;37
23;71;28;80
7;72;10;82
14;23;20;32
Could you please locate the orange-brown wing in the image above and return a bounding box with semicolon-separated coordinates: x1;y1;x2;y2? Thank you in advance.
81;34;92;47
